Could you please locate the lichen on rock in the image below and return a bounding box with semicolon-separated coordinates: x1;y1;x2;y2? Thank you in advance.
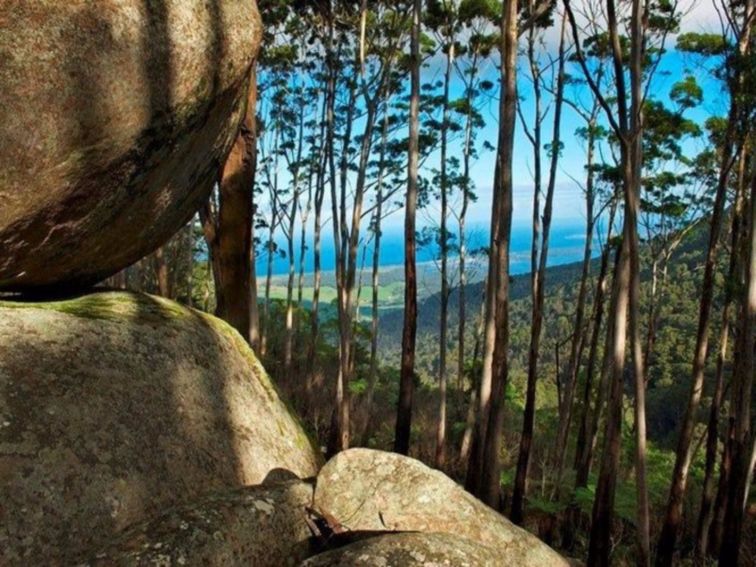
82;481;315;566
300;532;502;566
0;0;262;291
312;448;569;566
0;291;321;563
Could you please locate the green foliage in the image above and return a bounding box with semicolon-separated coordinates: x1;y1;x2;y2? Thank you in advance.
676;33;729;56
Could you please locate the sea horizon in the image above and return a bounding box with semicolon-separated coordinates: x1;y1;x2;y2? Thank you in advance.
260;218;599;280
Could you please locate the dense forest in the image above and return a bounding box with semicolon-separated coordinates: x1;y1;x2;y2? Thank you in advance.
1;0;754;564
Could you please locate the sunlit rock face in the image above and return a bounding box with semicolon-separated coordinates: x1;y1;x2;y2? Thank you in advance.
312;448;570;566
0;292;321;563
301;532;502;566
84;481;315;566
0;0;261;291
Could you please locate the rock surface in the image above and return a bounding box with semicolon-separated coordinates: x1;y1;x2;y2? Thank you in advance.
300;532;501;566
0;292;320;563
84;481;315;566
313;448;569;566
0;0;261;291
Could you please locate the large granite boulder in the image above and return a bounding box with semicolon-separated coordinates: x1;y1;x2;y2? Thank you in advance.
84;481;315;566
0;292;321;563
312;449;569;566
0;0;261;291
300;533;501;566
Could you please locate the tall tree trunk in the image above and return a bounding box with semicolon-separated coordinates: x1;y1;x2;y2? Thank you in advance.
588;216;630;567
199;74;257;342
588;0;635;557
552;108;597;498
696;145;748;558
153;246;172;299
457;140;470;393
627;0;651;558
465;42;508;497
305;61;331;401
476;0;517;509
562;203;618;550
435;42;455;470
362;106;390;446
460;286;487;463
511;15;566;524
248;67;260;350
456;48;481;396
394;0;421;456
326;56;357;457
718;159;755;566
656;14;750;558
260;118;282;358
284;98;306;373
284;197;297;370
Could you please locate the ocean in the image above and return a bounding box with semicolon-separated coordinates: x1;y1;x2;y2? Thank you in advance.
258;219;596;278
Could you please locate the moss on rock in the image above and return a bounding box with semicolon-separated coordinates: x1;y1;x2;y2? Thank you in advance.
0;291;321;564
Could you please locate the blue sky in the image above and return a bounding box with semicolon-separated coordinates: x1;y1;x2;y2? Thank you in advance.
399;2;727;235
256;0;727;275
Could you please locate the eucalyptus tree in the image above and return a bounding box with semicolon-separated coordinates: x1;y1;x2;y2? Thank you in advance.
720;152;755;565
199;76;257;344
550;76;607;505
362;104;411;444
279;68;315;373
422;0;498;469
425;0;463;469
657;2;754;560
302;1;342;399
256;41;298;359
465;0;555;504
511;10;567;525
328;2;410;454
639;82;704;382
694;119;747;559
395;0;422;455
451;3;497;400
563;0;680;562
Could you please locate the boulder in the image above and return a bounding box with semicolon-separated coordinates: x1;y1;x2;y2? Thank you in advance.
84;481;315;566
312;448;568;566
0;292;321;563
0;0;261;291
300;533;500;566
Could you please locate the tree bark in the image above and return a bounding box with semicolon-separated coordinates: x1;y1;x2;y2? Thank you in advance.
248;67;260;350
656;11;750;557
696;144;748;558
435;42;455;470
394;0;421;456
460;286;487;464
552;108;598;499
362;105;390;446
586;0;636;558
153;246;172;299
476;0;517;509
562;206;618;550
199;73;257;343
718;156;755;566
511;14;566;524
627;0;651;558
